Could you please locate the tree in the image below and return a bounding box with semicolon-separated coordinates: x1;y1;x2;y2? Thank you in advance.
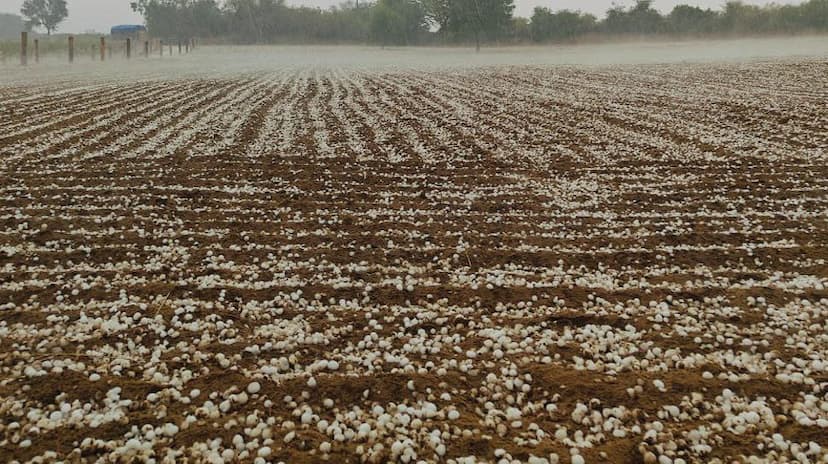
21;0;68;35
667;5;718;35
603;0;662;35
530;7;596;42
132;0;225;41
428;0;514;51
371;0;427;46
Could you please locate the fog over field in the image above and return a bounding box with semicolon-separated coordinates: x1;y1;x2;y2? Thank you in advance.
1;36;826;84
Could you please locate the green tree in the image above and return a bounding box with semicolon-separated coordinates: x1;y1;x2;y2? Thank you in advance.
371;0;427;46
428;0;514;51
667;5;719;35
132;0;225;40
603;0;662;35
20;0;68;35
801;0;828;31
530;7;596;42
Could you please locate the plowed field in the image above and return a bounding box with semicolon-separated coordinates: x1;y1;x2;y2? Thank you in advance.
1;54;827;463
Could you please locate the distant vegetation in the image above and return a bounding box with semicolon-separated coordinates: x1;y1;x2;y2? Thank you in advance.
128;0;828;47
532;0;828;42
0;13;26;39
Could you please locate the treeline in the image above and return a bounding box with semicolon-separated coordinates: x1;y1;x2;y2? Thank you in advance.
531;0;828;42
129;0;828;46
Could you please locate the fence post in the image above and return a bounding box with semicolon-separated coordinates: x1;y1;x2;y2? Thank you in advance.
185;40;189;53
100;37;105;61
168;42;172;55
21;31;27;66
34;38;39;63
126;38;131;59
68;36;74;63
144;41;149;58
160;40;163;57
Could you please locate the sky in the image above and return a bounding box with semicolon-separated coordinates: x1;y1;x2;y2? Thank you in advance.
0;0;806;34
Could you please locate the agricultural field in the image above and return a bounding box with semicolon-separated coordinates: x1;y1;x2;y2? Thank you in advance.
0;45;827;464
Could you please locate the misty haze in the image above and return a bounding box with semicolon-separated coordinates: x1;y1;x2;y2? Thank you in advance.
1;1;827;463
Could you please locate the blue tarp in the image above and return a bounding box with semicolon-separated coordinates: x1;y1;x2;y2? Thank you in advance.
111;25;146;34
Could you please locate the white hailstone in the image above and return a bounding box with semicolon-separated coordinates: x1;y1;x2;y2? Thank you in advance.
301;410;313;425
327;360;339;371
658;456;672;464
323;398;334;408
653;379;666;391
161;423;179;437
571;455;585;464
258;446;272;457
20;439;32;448
320;442;332;453
190;389;201;398
307;377;317;388
506;407;522;421
247;382;261;394
89;373;101;382
493;349;504;359
220;400;232;413
284;431;296;443
447;410;460;420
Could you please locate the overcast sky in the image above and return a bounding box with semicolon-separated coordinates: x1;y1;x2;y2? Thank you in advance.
0;0;806;34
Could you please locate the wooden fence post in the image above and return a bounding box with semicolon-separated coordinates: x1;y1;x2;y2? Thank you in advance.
168;42;172;55
34;38;39;63
126;38;131;59
185;41;189;53
160;40;163;57
21;31;27;66
100;37;105;61
68;36;74;63
144;41;149;58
